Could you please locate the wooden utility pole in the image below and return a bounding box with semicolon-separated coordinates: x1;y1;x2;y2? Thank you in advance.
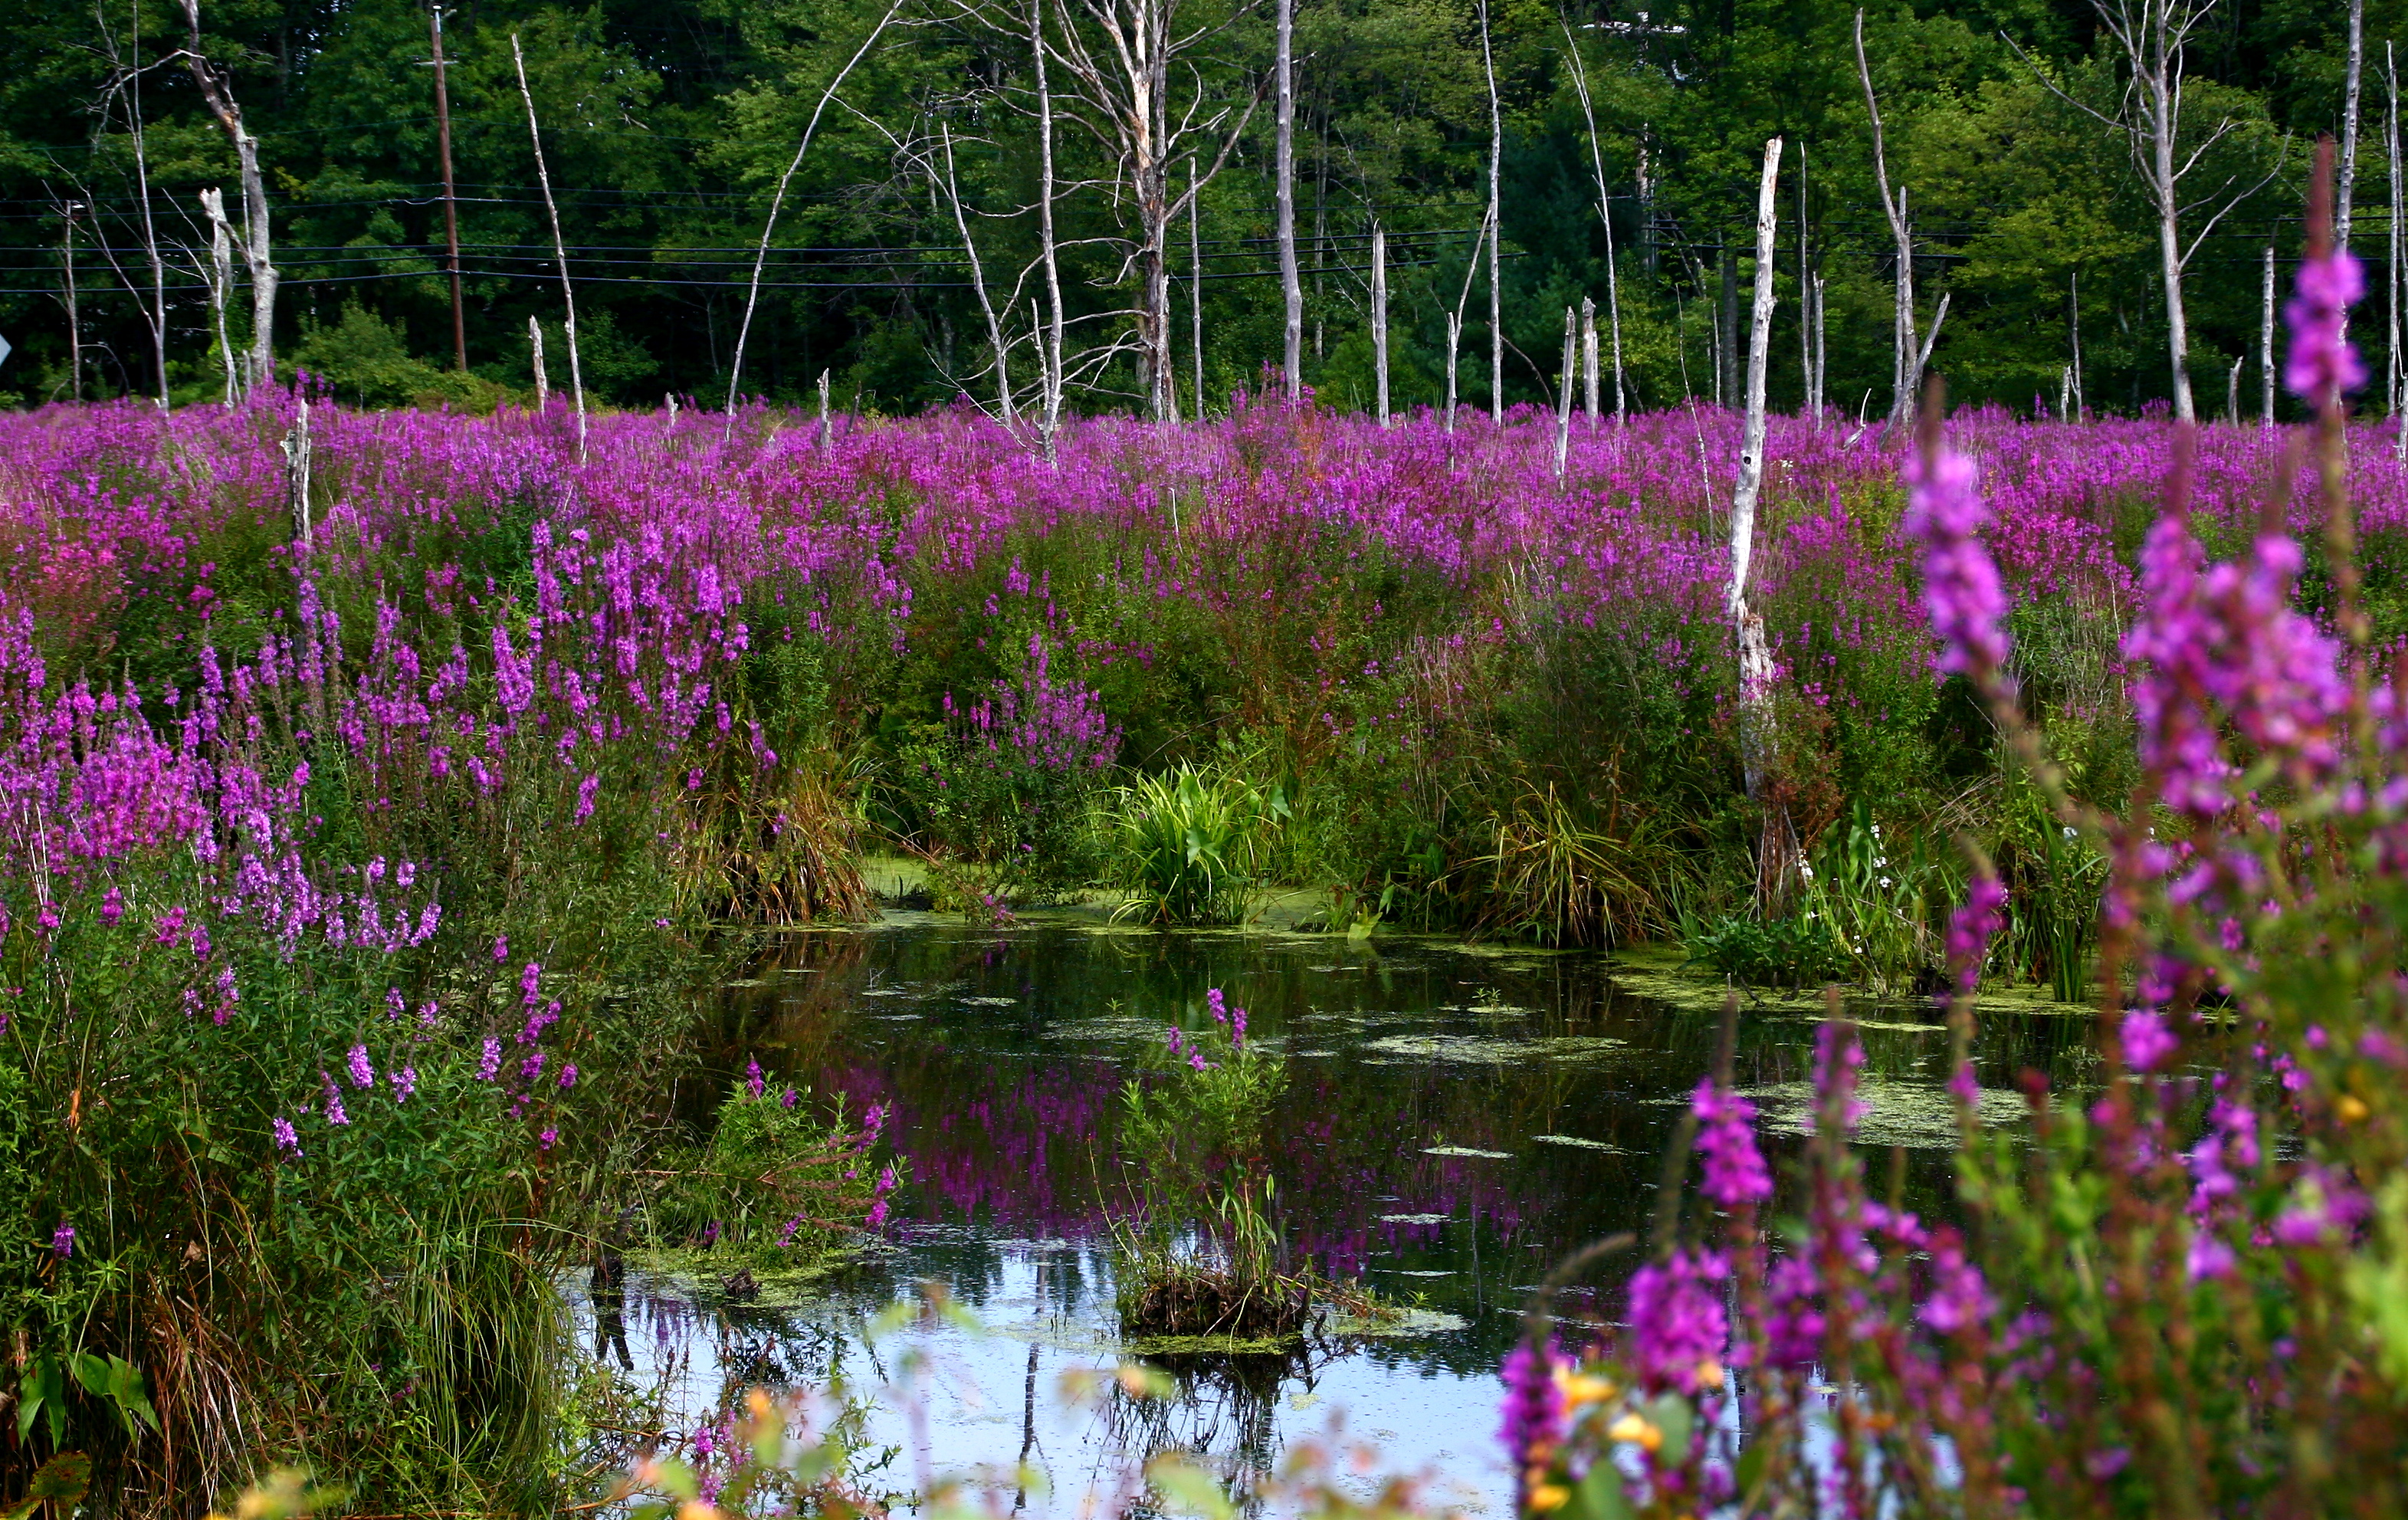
431;6;466;371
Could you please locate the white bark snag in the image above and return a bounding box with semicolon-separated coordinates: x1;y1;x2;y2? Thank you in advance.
1555;306;1575;477
61;203;81;402
530;316;549;406
2048;0;2278;422
1189;158;1206;418
2261;245;2275;426
2070;270;2085;415
2388;44;2402;428
179;0;276;391
198;188;237;407
1035;2;1066;455
280;394;313;547
513;34;586;460
1855;10;1915;428
1730;136;1783;809
1275;0;1301;397
819;369;833;451
1560;19;1626;422
1371;224;1390;427
937;124;1014;424
1479;0;1503;424
725;0;907;428
1581;297;1599;421
2340;0;2364;251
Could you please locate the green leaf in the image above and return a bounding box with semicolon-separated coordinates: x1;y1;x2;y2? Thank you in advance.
27;1453;91;1503
1574;1462;1635;1520
1734;1435;1767;1499
1144;1455;1236;1520
67;1353;110;1397
1648;1392;1696;1467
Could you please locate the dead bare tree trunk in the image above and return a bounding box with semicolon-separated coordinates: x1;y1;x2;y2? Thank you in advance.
1555;306;1575;476
1731;138;1784;901
936;123;1015;424
1275;0;1301;397
530;315;549;406
1581;296;1599;422
99;18;169;408
2261;246;2275;425
179;0;276;391
1855;9;1916;426
281;395;313;546
1479;0;1502;424
2340;0;2364;251
1189;157;1205;419
198;188;236;407
1372;224;1389;426
725;0;907;427
1561;21;1626;423
2016;2;2287;424
1037;2;1067;454
60;202;81;402
514;33;586;459
2389;43;2402;432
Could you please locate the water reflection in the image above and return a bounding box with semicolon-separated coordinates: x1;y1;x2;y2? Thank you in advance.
597;914;2091;1508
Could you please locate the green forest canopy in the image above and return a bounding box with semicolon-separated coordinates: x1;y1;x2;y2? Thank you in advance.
0;0;2371;419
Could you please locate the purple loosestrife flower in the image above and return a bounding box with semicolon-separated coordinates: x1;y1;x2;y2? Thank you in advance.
2285;245;2367;409
1691;1080;1773;1207
1945;875;2007;999
779;1086;798;1109
1206;987;1228;1025
520;1051;546;1083
477;1036;503;1081
347;1043;375;1088
558;1063;578;1089
1231;1006;1247;1048
492;935;508;964
390;1065;417;1103
1166;1027;1183;1055
520;961;543;1006
1626;1249;1731;1393
1902;438;2013;686
321;1072;349;1127
2120;1009;2179;1072
540;1127;558;1151
1917;1229;1994;1338
272;1117;302;1157
745;1057;764;1099
51;1223;74;1259
100;886;123;925
1498;1338;1567;1494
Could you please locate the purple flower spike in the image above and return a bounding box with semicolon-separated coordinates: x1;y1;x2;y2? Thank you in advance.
2285;246;2366;410
1691;1079;1773;1207
51;1223;74;1259
272;1117;302;1157
744;1057;764;1099
347;1043;375;1088
1903;436;2012;688
1498;1338;1566;1491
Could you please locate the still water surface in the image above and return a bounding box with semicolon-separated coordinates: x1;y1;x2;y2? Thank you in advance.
570;914;2088;1511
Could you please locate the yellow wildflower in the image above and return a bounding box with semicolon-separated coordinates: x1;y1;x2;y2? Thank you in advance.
1608;1413;1664;1453
1529;1483;1573;1512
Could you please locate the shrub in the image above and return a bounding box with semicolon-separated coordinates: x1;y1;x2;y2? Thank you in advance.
1111;763;1287;926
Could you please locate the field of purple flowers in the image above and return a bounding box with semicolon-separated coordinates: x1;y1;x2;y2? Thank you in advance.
9;159;2408;1514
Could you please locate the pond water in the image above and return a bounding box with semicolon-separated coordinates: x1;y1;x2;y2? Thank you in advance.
570;912;2093;1512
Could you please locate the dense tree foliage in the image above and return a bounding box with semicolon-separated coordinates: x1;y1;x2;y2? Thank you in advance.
0;0;2369;416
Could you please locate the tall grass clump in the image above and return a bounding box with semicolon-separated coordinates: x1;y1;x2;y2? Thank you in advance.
1111;763;1286;926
